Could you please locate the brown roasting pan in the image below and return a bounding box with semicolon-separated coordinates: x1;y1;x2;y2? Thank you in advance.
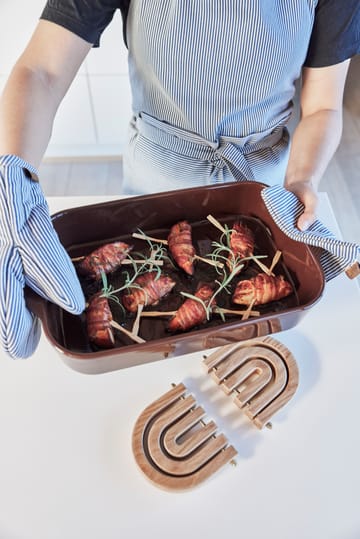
26;181;325;374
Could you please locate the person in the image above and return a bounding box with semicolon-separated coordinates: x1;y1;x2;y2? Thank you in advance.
0;0;359;358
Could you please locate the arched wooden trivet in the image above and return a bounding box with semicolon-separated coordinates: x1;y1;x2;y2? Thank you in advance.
132;382;237;491
202;336;299;429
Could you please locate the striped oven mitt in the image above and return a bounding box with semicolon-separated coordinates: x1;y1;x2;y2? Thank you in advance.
261;184;360;281
0;155;85;359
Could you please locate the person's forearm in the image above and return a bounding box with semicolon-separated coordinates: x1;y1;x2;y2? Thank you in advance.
285;108;342;190
0;63;60;169
0;20;92;170
283;62;349;230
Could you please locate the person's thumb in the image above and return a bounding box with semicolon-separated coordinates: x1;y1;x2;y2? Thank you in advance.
297;210;316;231
294;185;318;231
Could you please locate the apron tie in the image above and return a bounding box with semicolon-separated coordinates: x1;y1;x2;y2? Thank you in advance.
211;143;254;181
134;112;286;182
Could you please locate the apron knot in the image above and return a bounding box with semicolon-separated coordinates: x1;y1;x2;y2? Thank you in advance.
212;149;226;169
212;142;254;181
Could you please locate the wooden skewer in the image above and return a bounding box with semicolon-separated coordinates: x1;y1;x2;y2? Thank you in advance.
250;256;274;276
110;320;146;344
215;307;260;317
206;214;227;234
123;259;163;266
148;249;157;271
132;232;224;269
71;255;162;266
88;304;259;319
132;303;144;336
194;255;224;269
241;298;256;321
132;232;168;244
139;311;176;317
269;250;282;273
139;307;261;319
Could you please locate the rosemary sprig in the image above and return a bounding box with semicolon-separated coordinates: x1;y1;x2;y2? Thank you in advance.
207;214;274;275
100;264;147;303
98;271;126;317
134;227;224;269
108;270;146;296
95;231;175;322
209;239;268;275
100;239;168;302
179;258;245;322
210;261;244;307
180;291;210;319
134;228;176;268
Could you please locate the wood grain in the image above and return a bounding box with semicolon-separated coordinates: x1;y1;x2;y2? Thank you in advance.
203;336;299;429
132;383;237;491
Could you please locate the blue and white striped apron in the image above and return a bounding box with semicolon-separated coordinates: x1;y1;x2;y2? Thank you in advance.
122;0;317;194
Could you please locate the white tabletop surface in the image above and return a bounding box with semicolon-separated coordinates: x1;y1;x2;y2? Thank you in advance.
0;193;359;539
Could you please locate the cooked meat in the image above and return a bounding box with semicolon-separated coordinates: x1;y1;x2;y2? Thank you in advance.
122;271;176;313
86;293;115;348
232;273;293;306
168;284;216;332
78;241;133;280
228;221;255;270
167;220;196;275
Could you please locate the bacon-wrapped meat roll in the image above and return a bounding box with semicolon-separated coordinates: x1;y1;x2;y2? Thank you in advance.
122;271;176;313
232;273;293;306
86;293;115;348
167;220;196;275
167;284;216;332
227;221;255;270
77;241;133;280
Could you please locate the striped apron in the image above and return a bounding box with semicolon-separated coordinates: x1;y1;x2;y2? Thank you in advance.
122;0;317;195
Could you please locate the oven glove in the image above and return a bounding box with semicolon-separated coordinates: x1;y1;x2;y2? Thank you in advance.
261;184;360;282
0;155;85;359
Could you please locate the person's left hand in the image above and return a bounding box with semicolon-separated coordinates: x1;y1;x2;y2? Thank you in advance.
0;155;85;359
284;179;318;231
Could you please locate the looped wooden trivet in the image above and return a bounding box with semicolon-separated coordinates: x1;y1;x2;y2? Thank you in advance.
202;336;299;429
132;336;298;490
132;382;237;491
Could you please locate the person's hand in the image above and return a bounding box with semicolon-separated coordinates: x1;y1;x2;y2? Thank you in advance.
0;155;85;359
284;179;318;231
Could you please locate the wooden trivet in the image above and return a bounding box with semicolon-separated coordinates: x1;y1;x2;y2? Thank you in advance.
132;382;237;491
203;336;299;429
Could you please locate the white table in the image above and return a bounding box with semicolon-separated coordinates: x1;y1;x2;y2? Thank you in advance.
0;194;359;539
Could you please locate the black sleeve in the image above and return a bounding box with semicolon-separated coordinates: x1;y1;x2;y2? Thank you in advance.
304;0;360;67
40;0;131;47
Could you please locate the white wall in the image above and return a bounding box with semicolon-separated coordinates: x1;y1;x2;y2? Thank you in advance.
0;0;132;157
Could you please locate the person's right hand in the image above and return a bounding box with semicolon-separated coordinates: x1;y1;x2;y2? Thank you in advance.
0;155;85;359
284;178;319;231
